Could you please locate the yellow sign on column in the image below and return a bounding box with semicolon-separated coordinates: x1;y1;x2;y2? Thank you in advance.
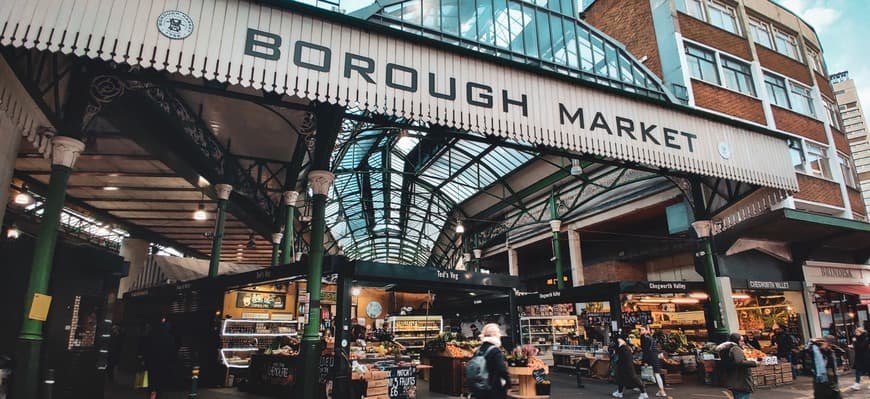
28;293;52;321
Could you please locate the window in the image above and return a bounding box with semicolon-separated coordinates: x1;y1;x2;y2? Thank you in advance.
686;0;704;19
790;82;815;117
839;153;857;188
824;100;841;130
685;44;719;84
749;17;773;48
764;73;790;108
721;56;755;95
773;29;800;61
789;138;805;172
706;1;740;34
808;48;825;74
684;0;741;35
806;142;831;179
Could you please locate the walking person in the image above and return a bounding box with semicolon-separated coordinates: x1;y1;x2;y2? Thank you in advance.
106;325;124;382
141;318;177;399
772;328;797;378
810;337;842;399
640;327;667;397
852;327;870;390
467;323;510;399
612;337;648;399
716;333;758;399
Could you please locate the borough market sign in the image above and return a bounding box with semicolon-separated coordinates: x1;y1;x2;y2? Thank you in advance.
0;0;797;190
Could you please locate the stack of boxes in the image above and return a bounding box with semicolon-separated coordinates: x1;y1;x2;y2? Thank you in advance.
363;370;390;399
749;362;793;388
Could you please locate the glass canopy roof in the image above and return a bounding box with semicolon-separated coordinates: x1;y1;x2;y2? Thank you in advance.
319;0;673;266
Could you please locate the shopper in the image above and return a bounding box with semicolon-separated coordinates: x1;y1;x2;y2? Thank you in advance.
612;337;648;399
851;327;870;390
107;325;124;382
772;328;797;378
745;331;761;351
639;327;667;397
142;319;177;399
809;337;842;399
468;323;510;399
716;333;758;399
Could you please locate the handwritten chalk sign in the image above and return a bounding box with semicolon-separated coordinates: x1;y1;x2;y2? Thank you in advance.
318;355;335;383
385;366;416;398
532;368;548;383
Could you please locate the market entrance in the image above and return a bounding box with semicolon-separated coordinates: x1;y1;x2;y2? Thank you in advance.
1;0;803;398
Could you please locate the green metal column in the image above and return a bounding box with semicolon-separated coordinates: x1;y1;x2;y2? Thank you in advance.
208;184;232;277
14;136;85;399
695;221;729;342
280;191;299;264
299;103;343;399
270;233;283;266
549;192;564;290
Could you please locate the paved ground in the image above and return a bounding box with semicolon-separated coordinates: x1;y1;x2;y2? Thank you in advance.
105;370;870;398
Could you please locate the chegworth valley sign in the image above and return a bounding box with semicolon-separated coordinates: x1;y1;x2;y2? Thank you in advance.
0;0;798;190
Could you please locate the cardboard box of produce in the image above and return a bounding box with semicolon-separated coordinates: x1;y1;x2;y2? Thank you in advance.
366;386;389;396
367;379;388;388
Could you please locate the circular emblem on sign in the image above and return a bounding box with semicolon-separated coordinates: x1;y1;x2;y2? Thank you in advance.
717;142;731;160
156;10;194;40
365;301;383;318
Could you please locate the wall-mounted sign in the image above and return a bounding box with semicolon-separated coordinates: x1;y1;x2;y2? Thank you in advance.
236;291;286;309
0;0;798;191
803;262;870;285
747;280;799;290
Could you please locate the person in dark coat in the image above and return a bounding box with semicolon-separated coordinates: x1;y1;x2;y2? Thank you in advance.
851;327;870;391
811;337;842;399
640;327;666;397
107;325;124;382
142;319;177;399
745;331;761;351
716;332;757;399
612;337;648;399
772;328;797;378
473;323;511;399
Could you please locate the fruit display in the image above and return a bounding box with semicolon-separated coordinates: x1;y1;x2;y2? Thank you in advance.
743;347;766;359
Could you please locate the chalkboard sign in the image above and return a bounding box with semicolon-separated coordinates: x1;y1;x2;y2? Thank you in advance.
318;354;335;384
622;311;653;326
236;291;286;309
532;368;548;383
585;312;612;325
385;366;417;398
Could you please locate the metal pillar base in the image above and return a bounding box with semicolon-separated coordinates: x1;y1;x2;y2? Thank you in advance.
298;340;324;398
12;338;43;399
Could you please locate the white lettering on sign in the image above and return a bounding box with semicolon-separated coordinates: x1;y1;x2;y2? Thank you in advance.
437;270;460;281
539;291;562;299
648;282;687;290
748;281;791;289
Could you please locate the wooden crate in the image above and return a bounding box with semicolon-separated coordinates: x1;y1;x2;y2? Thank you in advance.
663;372;682;384
366;386;389;396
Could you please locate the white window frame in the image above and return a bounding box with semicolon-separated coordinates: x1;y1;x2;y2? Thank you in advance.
685;43;720;85
720;55;756;96
773;27;801;62
683;0;742;36
823;100;841;131
683;40;758;98
807;48;825;74
748;17;773;48
805;141;832;179
789;81;815;117
764;72;791;109
838;152;858;188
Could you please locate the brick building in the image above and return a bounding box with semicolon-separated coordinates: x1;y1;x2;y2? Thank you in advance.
584;0;870;340
831;71;870;215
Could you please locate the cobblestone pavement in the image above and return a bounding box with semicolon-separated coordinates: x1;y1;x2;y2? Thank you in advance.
104;371;870;398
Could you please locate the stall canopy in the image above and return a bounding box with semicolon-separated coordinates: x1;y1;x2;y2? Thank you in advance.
128;255;263;292
819;285;870;297
1;0;800;268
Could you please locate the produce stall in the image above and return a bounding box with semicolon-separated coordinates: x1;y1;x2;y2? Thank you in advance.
421;337;477;396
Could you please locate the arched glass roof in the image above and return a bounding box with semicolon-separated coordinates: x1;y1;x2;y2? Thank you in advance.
355;0;672;100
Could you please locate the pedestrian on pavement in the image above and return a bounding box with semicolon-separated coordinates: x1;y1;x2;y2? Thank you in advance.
142;318;177;399
107;324;124;382
640;327;667;397
810;337;842;399
772;328;798;378
851;327;870;390
716;332;758;399
468;323;510;399
613;337;648;399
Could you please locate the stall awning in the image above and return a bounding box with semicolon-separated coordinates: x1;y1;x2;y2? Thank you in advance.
0;0;798;190
820;285;870;298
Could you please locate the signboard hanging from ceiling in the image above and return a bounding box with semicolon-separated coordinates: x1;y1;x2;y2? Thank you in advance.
0;0;797;190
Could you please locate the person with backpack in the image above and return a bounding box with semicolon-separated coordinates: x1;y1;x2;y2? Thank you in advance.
809;337;843;399
851;327;870;391
612;337;648;399
466;323;510;399
639;327;667;397
715;333;758;399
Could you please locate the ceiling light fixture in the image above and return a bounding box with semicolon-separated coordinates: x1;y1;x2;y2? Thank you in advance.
731;293;751;300
689;292;709;299
570;159;583;176
455;220;465;234
14;189;33;205
193;203;208;221
103;186;120;191
670;298;700;304
7;224;21;239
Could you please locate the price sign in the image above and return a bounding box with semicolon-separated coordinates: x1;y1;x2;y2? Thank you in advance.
385;366;417;398
532;368;548;383
318;354;334;383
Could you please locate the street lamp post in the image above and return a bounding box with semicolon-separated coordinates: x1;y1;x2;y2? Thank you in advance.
691;220;729;342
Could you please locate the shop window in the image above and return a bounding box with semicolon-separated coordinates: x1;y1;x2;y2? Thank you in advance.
749;17;773;49
685;44;719;84
789;82;815;117
806;142;832;179
764;73;790;108
721;55;755;96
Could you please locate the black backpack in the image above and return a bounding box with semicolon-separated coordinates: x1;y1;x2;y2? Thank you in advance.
466;345;496;392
